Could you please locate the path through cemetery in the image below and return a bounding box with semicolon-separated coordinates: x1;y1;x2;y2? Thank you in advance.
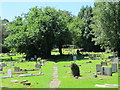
50;63;61;88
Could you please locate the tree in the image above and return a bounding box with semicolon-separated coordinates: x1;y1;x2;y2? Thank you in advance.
75;6;103;51
0;18;10;53
92;2;120;57
4;6;73;58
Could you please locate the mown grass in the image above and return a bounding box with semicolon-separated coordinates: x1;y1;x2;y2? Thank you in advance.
1;61;54;88
57;59;118;88
0;49;119;88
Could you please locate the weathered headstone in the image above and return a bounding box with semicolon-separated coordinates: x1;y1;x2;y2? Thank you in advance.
10;62;14;66
71;63;80;77
30;58;34;61
113;58;119;63
35;63;41;68
111;63;117;73
96;64;102;72
8;69;12;77
104;67;112;76
14;67;20;72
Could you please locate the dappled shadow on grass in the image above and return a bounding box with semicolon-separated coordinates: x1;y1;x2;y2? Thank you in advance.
0;59;17;62
45;54;84;62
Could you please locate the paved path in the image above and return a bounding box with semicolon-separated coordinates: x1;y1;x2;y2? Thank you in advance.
49;63;61;89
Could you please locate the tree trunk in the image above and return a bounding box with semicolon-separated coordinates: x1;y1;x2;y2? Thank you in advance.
117;49;120;58
59;45;62;55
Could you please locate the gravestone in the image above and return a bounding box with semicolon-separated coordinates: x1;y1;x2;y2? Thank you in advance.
104;67;112;76
100;67;104;75
0;67;3;71
101;67;112;76
14;67;20;72
8;69;12;77
0;63;6;67
96;64;102;72
73;56;77;62
40;60;44;66
113;58;119;63
71;63;80;77
101;61;107;66
10;62;14;66
30;58;34;61
35;63;41;68
111;63;117;73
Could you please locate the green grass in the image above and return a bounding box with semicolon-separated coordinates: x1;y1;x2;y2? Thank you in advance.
1;61;54;88
0;50;119;88
57;59;118;88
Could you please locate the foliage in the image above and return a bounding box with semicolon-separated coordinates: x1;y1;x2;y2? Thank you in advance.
4;7;73;58
91;2;120;57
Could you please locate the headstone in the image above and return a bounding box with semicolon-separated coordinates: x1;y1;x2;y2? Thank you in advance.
14;67;20;72
111;63;117;73
8;69;12;77
71;63;80;77
0;67;3;71
10;62;14;66
30;58;34;61
96;64;102;72
101;61;107;66
100;67;104;75
0;63;6;67
92;73;97;78
73;56;77;62
104;67;112;76
35;63;41;68
112;58;119;63
40;60;44;66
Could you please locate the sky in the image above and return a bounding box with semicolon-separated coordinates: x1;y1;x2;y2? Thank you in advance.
0;1;94;21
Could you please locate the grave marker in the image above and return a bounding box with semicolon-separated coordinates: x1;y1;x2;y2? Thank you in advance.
73;56;77;62
8;69;12;77
14;67;20;72
96;64;102;72
111;63;117;73
0;67;3;71
100;67;112;76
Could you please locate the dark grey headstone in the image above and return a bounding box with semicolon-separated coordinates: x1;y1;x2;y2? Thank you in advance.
96;64;102;72
111;63;117;73
71;63;80;77
14;67;20;72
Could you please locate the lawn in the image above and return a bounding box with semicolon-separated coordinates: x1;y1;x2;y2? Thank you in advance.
0;50;119;88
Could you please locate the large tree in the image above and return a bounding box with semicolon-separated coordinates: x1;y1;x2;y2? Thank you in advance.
92;2;120;57
4;7;72;58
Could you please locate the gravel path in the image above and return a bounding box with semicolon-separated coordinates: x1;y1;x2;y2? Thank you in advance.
49;63;61;89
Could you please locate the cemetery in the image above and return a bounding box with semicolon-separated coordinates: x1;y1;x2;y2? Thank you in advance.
0;49;119;88
0;1;120;89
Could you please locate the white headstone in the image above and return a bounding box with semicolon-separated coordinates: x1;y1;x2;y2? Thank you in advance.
41;60;44;66
31;58;34;61
113;58;119;63
73;56;77;61
8;69;12;77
